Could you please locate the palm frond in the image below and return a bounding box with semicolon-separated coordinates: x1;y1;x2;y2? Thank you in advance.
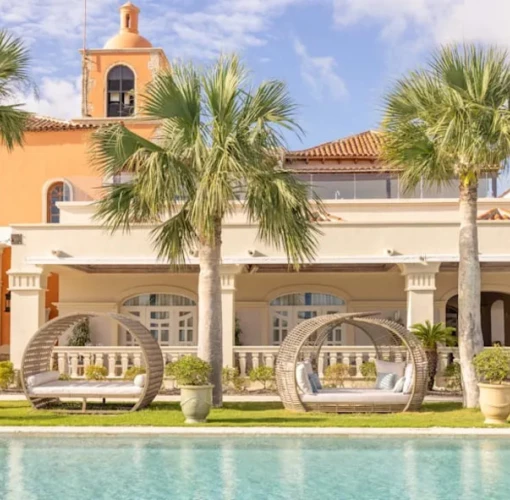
0;104;29;150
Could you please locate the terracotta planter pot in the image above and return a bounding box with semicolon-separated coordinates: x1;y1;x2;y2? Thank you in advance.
478;383;510;425
179;385;213;424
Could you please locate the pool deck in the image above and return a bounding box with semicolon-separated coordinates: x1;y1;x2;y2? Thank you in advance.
0;426;509;436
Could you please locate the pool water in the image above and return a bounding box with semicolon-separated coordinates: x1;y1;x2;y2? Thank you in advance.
0;435;509;499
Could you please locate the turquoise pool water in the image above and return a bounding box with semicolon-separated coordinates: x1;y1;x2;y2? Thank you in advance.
0;436;509;499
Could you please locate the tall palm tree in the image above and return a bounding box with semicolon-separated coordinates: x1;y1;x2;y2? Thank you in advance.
411;321;457;391
0;30;31;150
92;55;321;406
381;44;510;407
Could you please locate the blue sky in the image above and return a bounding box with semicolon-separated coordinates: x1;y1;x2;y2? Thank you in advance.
2;0;510;150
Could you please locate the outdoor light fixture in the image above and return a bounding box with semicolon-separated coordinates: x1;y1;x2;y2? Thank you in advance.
4;291;11;313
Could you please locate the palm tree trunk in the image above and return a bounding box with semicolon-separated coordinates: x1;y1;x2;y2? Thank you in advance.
458;182;484;408
425;349;438;391
197;221;223;407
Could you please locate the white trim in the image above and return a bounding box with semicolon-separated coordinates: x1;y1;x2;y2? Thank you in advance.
41;178;74;223
24;253;510;266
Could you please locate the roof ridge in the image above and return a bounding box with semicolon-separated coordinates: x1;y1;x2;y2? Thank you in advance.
29;114;72;124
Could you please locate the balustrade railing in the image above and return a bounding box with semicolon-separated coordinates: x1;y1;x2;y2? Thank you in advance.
52;345;465;380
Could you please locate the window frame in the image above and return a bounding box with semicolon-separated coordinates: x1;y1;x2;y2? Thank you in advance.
106;64;136;118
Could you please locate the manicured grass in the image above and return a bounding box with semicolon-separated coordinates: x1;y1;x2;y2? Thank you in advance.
0;401;502;427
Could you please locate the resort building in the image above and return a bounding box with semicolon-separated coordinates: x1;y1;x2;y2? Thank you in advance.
2;2;510;379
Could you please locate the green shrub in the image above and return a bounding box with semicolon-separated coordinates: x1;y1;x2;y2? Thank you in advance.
360;361;376;380
223;366;247;392
164;362;175;378
473;347;510;384
68;318;91;347
0;361;14;390
171;356;211;386
58;373;71;381
249;366;274;390
443;362;461;391
324;363;349;387
124;366;146;381
84;364;107;380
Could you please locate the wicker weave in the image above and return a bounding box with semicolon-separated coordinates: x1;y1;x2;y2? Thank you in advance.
275;312;428;413
21;312;164;413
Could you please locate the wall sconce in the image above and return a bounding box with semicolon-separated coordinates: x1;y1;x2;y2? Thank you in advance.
4;291;11;313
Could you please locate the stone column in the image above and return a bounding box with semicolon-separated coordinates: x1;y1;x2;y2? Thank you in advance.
220;266;239;368
8;268;47;370
401;263;441;328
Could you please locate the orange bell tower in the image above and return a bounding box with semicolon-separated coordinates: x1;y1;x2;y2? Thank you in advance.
80;2;168;119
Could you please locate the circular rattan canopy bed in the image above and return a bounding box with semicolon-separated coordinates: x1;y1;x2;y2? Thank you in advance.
21;312;164;413
275;312;428;413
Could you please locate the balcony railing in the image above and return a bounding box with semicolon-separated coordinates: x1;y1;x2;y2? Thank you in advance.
53;345;464;380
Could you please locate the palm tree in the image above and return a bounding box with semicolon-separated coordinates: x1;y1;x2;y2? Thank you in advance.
411;321;457;391
92;55;321;406
381;44;510;408
0;30;31;150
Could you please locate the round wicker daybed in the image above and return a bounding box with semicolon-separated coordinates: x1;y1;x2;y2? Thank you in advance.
21;312;164;413
276;312;428;413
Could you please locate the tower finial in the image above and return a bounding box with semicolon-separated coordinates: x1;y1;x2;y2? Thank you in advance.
120;2;140;34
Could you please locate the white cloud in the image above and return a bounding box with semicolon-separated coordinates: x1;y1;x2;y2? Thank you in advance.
333;0;510;47
17;77;81;120
293;39;347;101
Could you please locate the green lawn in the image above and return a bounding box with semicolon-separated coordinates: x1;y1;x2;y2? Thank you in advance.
0;401;502;427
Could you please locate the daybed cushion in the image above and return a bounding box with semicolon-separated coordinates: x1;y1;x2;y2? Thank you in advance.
134;374;146;388
393;376;405;393
28;380;143;397
375;360;406;379
296;362;314;394
301;388;409;404
26;371;60;388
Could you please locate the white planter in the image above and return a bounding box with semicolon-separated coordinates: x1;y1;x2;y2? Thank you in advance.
478;383;510;425
180;385;213;424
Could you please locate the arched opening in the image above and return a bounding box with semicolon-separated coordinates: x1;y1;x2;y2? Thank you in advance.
107;65;135;117
269;292;346;345
446;292;510;346
46;181;71;223
121;293;197;346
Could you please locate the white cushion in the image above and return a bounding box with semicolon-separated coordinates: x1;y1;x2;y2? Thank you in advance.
29;380;142;396
375;360;406;378
375;372;396;390
26;371;60;388
403;363;414;394
134;374;146;388
301;388;408;404
296;362;313;394
393;376;405;393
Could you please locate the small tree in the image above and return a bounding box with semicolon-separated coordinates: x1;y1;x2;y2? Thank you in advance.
85;365;107;380
360;361;377;380
473;347;510;384
124;366;146;380
68;318;91;347
0;361;14;390
172;356;211;386
324;363;350;388
249;366;274;390
411;321;457;391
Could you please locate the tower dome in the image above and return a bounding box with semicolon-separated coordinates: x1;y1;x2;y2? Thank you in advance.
104;2;152;49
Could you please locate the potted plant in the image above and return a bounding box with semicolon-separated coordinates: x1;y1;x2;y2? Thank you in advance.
172;355;213;423
473;347;510;424
411;321;456;391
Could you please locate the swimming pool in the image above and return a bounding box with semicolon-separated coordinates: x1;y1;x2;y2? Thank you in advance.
0;435;508;499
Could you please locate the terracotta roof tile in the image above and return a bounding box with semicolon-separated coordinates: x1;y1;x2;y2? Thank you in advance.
478;208;510;221
287;130;383;161
25;115;99;132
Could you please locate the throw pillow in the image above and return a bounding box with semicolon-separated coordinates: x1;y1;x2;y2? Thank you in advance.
375;372;396;390
296;362;314;394
393;376;405;393
309;372;322;392
375;359;406;379
403;363;414;394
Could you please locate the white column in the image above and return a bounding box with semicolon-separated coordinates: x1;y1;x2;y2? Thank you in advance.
8;268;47;370
220;266;239;368
401;263;440;328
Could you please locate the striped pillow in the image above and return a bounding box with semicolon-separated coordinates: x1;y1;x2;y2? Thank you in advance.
376;372;396;390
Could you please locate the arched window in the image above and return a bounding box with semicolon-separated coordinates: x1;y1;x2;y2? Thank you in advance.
269;292;346;345
46;181;71;223
107;65;135;117
121;293;197;346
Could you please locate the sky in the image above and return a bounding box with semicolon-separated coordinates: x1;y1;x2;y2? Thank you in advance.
2;0;510;150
